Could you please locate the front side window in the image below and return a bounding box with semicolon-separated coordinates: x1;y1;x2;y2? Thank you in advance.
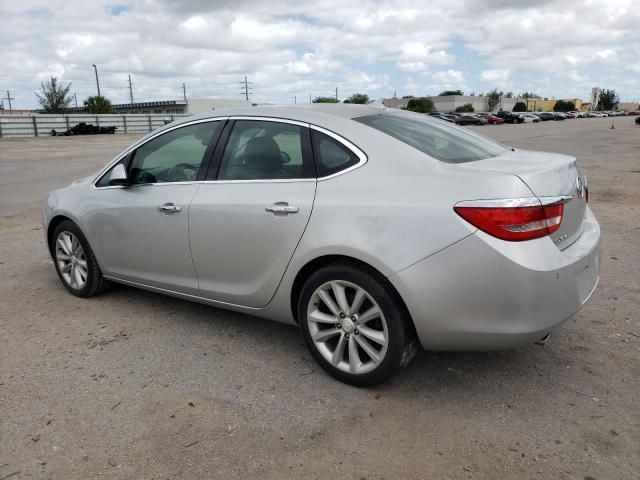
128;121;221;185
216;120;313;180
355;112;508;163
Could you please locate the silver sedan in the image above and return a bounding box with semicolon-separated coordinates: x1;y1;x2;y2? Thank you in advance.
44;105;601;386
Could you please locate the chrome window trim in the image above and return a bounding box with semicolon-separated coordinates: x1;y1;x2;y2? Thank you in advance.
92;117;228;189
92;115;368;189
454;196;573;209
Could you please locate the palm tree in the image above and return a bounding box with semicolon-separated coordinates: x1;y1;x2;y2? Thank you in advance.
84;96;114;114
35;76;73;113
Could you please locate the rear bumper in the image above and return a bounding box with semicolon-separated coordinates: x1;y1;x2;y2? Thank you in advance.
389;206;601;350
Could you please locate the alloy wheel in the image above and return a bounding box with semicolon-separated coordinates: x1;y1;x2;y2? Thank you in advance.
307;280;389;375
55;231;88;290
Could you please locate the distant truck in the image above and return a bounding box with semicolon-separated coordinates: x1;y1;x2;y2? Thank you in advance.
51;122;116;136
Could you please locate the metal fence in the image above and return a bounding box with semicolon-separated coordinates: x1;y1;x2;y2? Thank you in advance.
0;113;192;138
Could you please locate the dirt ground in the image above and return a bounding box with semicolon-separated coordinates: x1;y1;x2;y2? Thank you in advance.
0;117;638;479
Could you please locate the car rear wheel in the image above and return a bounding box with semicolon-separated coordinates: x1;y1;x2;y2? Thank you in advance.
298;263;418;386
52;220;111;298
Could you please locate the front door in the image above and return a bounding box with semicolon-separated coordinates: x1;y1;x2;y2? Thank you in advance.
89;120;223;294
189;119;316;307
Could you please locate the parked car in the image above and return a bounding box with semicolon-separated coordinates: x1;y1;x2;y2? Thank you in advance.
430;113;455;123
627;111;640;116
51;122;117;136
495;111;524;124
522;113;541;123
552;112;566;120
587;112;607;118
43;105;600;386
563;112;576;119
536;112;556;121
455;114;487;126
486;114;505;125
575;111;589;118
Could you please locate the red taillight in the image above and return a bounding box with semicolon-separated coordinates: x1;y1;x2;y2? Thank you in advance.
454;202;564;241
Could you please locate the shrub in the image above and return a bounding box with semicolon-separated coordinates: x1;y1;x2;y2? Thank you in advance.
454;103;474;113
405;97;436;113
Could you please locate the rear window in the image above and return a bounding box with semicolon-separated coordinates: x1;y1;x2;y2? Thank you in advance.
355;112;508;163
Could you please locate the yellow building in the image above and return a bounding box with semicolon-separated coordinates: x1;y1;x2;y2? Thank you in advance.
525;98;587;112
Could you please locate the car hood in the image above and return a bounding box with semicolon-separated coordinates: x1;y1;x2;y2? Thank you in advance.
70;175;93;187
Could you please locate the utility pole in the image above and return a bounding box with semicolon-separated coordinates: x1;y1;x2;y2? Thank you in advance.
309;93;312;104
92;64;101;97
74;93;78;107
294;96;296;104
335;87;338;102
4;90;15;111
182;82;187;102
128;74;134;104
239;76;253;101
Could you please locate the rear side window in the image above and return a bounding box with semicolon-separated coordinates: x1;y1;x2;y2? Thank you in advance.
215;120;315;180
311;130;360;177
355;113;508;163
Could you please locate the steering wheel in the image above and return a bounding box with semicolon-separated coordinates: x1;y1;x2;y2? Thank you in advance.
168;163;199;182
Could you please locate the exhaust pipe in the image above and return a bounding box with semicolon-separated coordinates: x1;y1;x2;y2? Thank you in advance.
535;333;551;345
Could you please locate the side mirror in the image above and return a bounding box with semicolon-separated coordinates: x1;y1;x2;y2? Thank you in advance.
108;163;129;186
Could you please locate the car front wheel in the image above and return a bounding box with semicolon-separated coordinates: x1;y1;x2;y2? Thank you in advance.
298;263;418;386
52;220;111;297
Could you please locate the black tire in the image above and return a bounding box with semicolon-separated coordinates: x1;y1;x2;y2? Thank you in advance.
51;220;111;298
297;262;419;387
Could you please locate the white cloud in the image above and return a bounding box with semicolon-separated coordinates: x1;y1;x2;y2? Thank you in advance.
431;70;465;84
0;0;639;108
480;69;512;88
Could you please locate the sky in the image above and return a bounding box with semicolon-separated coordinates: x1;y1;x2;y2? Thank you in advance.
1;0;639;109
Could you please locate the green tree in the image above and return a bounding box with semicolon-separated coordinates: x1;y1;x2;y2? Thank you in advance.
513;101;527;112
35;76;73;113
597;89;618;110
439;89;463;96
553;100;576;112
401;95;415;99
312;96;339;103
404;97;436;113
84;96;115;114
343;93;370;104
486;89;501;111
455;103;474;113
504;92;514;98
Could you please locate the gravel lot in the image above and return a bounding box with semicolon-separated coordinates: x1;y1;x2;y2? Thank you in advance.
1;117;638;479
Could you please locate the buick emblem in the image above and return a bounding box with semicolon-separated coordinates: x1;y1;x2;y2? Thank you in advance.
576;176;584;199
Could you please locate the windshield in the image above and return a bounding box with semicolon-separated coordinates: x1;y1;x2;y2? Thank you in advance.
355;111;509;163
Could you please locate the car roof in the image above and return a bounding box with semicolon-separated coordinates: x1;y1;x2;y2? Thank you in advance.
177;103;387;128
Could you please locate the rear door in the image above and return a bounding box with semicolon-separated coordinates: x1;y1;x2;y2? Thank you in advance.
188;118;316;307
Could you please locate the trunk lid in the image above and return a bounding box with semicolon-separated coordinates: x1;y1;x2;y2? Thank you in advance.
463;149;587;249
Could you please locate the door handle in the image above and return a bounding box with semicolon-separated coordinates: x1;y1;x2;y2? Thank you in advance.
159;203;181;214
266;202;299;215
